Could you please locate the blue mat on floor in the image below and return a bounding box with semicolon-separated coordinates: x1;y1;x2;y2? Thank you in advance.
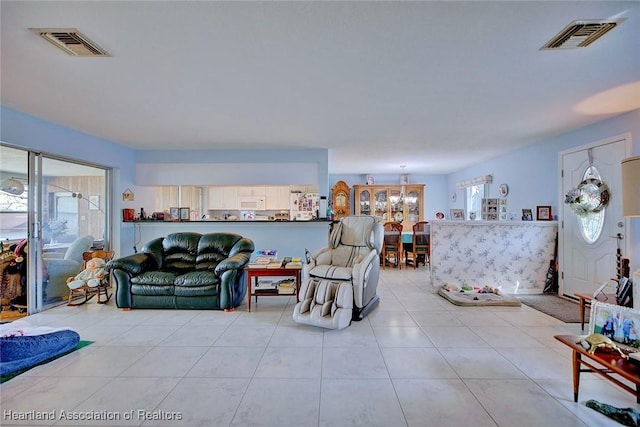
1;330;92;383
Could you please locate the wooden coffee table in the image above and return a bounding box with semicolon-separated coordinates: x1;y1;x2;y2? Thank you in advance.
245;265;302;312
554;334;640;403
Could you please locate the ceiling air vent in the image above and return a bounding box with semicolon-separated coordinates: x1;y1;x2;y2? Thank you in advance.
29;28;110;56
541;20;621;50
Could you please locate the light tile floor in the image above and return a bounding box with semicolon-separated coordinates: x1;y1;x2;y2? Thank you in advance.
1;268;637;426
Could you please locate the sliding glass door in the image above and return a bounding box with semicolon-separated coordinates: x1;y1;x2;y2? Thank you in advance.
40;156;109;307
0;144;111;314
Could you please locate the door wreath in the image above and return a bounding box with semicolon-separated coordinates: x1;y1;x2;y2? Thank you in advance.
564;178;610;217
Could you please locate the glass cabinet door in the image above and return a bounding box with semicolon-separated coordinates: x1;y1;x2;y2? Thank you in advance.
359;189;371;215
389;188;404;222
406;188;421;223
374;189;387;220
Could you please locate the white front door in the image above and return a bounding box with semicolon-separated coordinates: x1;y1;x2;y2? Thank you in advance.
560;136;629;298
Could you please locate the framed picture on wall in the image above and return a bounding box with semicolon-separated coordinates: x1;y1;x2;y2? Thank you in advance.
179;207;190;221
536;206;552;221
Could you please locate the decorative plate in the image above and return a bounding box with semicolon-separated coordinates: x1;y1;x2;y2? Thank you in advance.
394;211;403;222
498;184;509;197
450;192;457;203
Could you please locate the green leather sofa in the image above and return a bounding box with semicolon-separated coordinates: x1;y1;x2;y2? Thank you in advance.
106;232;254;310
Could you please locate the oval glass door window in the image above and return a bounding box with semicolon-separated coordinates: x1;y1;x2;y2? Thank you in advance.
578;166;605;244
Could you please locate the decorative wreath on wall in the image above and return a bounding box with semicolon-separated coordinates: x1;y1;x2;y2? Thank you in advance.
564;178;610;217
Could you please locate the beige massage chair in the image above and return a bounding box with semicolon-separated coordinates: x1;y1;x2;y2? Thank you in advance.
293;215;383;329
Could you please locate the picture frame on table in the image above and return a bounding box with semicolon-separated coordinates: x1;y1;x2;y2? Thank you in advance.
450;209;465;221
589;301;640;351
169;207;180;221
179;207;190;221
435;211;445;220
536;205;552;221
522;208;533;221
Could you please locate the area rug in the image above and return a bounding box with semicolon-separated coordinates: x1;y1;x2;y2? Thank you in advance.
438;286;521;307
517;294;586;323
0;340;93;383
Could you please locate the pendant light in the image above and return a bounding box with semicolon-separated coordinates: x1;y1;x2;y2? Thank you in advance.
0;177;25;195
399;165;407;203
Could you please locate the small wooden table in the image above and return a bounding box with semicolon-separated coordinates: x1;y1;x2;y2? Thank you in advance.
574;292;616;330
245;265;302;312
554;334;640;403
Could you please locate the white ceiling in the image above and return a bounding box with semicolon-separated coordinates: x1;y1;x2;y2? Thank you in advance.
2;1;639;175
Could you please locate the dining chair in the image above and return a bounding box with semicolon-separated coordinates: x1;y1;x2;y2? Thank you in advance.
406;221;430;269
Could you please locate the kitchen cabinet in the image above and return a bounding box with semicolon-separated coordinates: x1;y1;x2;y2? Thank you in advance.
208;187;238;210
265;186;291;210
237;186;266;197
353;184;424;231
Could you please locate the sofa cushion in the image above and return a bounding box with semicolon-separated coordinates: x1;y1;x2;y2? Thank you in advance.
174;271;219;287
174;284;219;297
195;233;242;270
131;271;177;286
130;284;175;296
162;232;201;273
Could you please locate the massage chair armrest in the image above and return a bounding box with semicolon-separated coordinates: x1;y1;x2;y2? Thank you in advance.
351;250;378;286
303;248;330;279
309;248;331;266
106;253;158;276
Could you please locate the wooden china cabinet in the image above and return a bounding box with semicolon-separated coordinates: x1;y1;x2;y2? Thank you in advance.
331;180;350;221
353;184;424;231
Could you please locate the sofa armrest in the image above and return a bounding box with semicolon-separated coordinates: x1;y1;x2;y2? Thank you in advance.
106;253;157;276
215;252;251;276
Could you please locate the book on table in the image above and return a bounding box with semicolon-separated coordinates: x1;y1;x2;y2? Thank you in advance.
254;279;277;292
285;261;302;268
277;279;296;294
266;261;284;269
254;249;278;264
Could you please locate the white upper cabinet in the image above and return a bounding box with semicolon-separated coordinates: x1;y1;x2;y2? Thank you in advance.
265;186;291;210
208;187;238;210
237;186;266;197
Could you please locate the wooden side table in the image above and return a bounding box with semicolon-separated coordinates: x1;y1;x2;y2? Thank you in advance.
554;334;640;403
574;293;616;330
245;265;302;312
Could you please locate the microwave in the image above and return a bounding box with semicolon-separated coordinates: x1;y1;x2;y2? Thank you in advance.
238;196;266;210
